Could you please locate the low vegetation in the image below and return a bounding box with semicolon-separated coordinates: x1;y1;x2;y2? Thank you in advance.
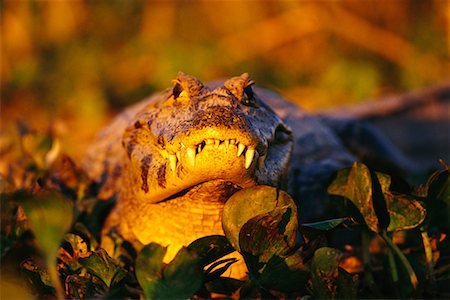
1;126;448;299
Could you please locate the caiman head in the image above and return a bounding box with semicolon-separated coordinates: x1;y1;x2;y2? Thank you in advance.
122;72;293;203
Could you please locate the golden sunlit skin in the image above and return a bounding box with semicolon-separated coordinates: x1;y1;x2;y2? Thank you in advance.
82;73;293;277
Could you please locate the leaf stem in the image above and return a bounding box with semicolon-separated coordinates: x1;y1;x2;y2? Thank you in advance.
386;239;399;283
48;264;65;300
361;230;380;296
381;231;418;291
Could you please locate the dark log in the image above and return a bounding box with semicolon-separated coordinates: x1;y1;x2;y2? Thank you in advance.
321;81;450;120
321;81;450;171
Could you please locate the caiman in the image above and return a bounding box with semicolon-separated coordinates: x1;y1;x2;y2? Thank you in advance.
82;72;412;275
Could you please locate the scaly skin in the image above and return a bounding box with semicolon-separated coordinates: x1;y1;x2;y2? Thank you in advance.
82;73;293;272
83;72;415;279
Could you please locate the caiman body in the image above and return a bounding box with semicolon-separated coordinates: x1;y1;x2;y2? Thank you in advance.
82;73;410;273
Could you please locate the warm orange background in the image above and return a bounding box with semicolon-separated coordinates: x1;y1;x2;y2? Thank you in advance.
1;0;449;158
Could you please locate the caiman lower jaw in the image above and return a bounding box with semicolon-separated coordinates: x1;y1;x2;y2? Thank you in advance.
127;180;242;260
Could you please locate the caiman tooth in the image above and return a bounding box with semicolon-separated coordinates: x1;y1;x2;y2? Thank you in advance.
169;154;177;172
161;150;168;159
237;143;245;157
224;139;230;148
176;151;181;162
230;139;236;145
245;148;255;169
186;147;196;166
206;139;214;145
197;144;202;154
214;139;220;148
258;154;266;169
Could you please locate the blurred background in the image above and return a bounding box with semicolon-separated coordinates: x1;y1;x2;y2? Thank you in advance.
1;0;449;160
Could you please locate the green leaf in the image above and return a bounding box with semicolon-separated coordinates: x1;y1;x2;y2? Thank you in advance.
310;247;341;299
187;235;235;267
328;162;379;232
373;171;425;231
135;243;167;298
222;185;298;252
79;248;125;287
328;162;425;232
19;189;73;299
257;250;310;293
310;247;356;299
136;244;203;299
385;193;426;231
158;247;204;299
20;190;74;262
239;207;296;262
235;195;309;293
302;218;347;231
64;233;89;258
61;233;86;271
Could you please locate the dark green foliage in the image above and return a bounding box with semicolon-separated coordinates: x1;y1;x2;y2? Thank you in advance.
310;247;357;299
1;128;448;298
135;244;204;299
186;235;235;267
79;249;126;288
328;162;426;233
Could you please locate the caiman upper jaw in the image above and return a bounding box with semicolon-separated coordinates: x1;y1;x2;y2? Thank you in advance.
161;138;261;172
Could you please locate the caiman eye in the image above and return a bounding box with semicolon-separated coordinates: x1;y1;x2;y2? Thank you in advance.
241;84;259;108
172;82;183;99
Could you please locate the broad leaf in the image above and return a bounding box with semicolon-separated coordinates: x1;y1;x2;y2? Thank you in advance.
239;207;295;262
187;235;235;267
20;190;74;263
158;247;204;299
257;250;309;293
385;193;426;231
311;247;357;299
18;190;73;299
79;248;125;287
135;244;204;299
236;194;309;293
222;185;298;252
328;162;425;232
135;243;167;298
328;162;379;232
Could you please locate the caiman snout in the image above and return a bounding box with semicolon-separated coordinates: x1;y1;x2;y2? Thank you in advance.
122;72;293;205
